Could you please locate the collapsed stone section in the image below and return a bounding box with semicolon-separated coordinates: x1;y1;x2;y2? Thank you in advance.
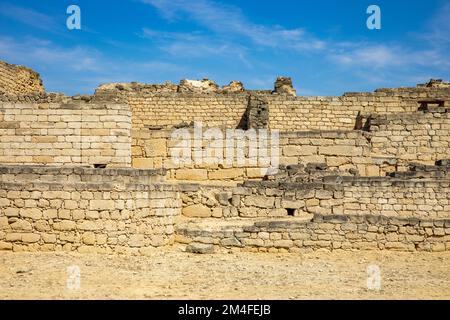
178;79;219;93
389;161;450;179
222;81;245;93
96;82;178;94
0;61;45;95
265;163;358;183
419;79;450;88
95;76;294;95
273;77;296;96
367;110;450;169
247;95;269;129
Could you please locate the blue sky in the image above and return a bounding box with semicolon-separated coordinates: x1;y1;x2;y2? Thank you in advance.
0;0;449;95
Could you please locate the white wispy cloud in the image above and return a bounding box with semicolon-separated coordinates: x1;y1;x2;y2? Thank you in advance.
142;0;449;71
0;3;60;33
330;2;450;71
0;36;102;72
422;2;450;46
141;27;252;66
141;0;325;52
330;44;450;69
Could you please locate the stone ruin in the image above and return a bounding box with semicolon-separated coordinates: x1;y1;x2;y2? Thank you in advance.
0;59;449;254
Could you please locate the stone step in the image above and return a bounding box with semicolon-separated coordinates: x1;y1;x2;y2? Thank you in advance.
175;215;450;253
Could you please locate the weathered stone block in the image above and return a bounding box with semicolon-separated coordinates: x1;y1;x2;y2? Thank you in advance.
244;195;275;208
175;169;208;181
182;204;211;218
89;200;115;211
209;168;244;180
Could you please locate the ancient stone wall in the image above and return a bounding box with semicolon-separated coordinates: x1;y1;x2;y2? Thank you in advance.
132;127;279;182
0;165;166;185
268;90;448;131
180;178;450;219
369;111;450;168
0;167;181;254
176;214;450;253
1;63;449;254
0;101;131;167
131;109;449;181
0;61;45;95
128;93;249;129
95;85;450;133
176;176;450;252
132;129;368;179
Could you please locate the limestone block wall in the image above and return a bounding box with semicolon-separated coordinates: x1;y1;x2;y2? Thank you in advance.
128;93;248;129
268;87;450;131
0;61;45;95
0;177;181;254
0;165;166;185
96;85;450;133
369;111;450;168
132;127;280;182
132;110;449;181
131;129;380;180
268;95;416;131
176;214;450;252
96;81;450;126
363;86;450;100
179;178;450;219
0;101;131;167
278;131;372;174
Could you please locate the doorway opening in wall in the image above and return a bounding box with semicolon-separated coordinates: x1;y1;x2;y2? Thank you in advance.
286;208;295;216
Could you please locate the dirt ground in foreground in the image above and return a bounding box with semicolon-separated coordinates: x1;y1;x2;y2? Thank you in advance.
0;247;449;300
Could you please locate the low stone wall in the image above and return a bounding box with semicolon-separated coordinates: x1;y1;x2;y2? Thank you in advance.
132;127;280;181
131;110;449;180
180;178;450;219
0;101;131;167
0;172;181;254
0;165;166;185
128;93;249;129
176;214;450;252
132;129;371;181
369;111;450;169
97;85;450;132
279;131;372;174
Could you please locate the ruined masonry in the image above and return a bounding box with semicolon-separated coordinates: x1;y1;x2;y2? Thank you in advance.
0;60;449;254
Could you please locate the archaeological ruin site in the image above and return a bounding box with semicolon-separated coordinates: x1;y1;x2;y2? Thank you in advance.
0;59;449;256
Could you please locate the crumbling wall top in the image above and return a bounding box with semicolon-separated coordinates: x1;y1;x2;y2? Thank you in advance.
95;77;297;96
0;60;45;95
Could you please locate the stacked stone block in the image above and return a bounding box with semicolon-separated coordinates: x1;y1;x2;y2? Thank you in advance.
180;178;450;220
0;101;131;167
176;214;450;253
0;169;181;254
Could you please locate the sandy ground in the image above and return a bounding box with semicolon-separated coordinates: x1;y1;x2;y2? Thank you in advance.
0;247;449;300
